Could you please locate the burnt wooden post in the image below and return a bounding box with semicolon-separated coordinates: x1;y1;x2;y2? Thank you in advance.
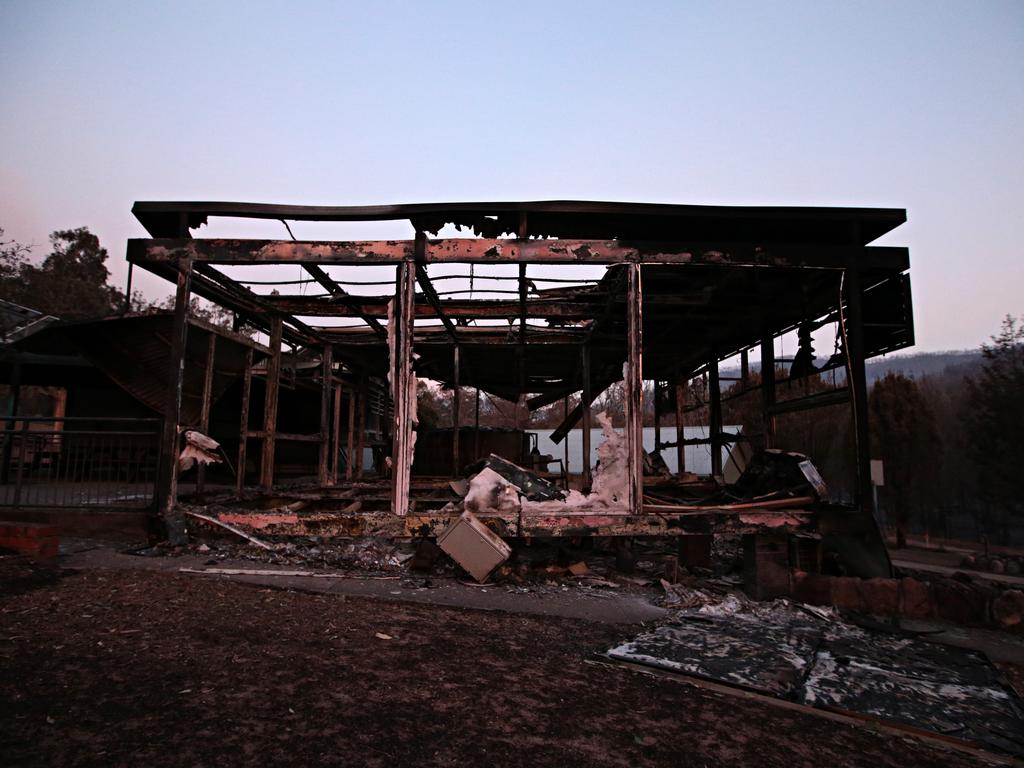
451;345;461;476
1;358;22;485
235;347;253;496
760;331;777;448
123;262;134;314
844;263;874;515
259;317;283;490
473;387;481;462
345;387;357;481
330;381;342;484
196;332;217;498
563;396;570;480
156;256;192;543
709;356;723;478
581;344;592;488
652;378;661;457
391;256;417;516
625;263;644;514
318;343;333;487
675;380;686;476
355;376;367;478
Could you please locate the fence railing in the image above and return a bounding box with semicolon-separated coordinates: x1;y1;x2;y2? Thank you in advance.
0;417;162;509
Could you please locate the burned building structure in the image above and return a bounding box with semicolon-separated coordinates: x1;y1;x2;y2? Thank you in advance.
4;200;914;588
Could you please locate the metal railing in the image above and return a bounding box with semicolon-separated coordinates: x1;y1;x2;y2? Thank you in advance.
0;417;162;509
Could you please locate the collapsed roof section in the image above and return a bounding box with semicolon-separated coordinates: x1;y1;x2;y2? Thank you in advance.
127;199;913;405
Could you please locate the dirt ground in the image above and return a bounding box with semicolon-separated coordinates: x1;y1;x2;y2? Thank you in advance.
0;557;991;768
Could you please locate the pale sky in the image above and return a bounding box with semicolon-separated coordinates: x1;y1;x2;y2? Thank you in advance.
1;1;1021;352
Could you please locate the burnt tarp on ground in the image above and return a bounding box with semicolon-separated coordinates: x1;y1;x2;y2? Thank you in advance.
607;599;1024;757
805;623;1024;756
607;602;822;696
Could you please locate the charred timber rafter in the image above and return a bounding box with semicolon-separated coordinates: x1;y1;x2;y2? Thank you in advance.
191;263;322;345
303;264;387;338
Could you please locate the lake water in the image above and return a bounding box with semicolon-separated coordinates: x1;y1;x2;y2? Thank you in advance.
529;425;738;476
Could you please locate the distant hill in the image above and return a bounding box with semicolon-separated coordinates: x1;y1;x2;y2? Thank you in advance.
865;350;982;383
720;350;983;384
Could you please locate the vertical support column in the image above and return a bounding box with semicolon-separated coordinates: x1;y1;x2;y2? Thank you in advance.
235;347;253;496
844;264;873;514
330;381;342;484
740;349;749;385
517;262;528;394
760;332;777;448
123;262;134;314
345;387;357;481
259;317;283;491
391;257;417;516
675;380;686;477
196;332;217;498
318;344;333;487
355;376;367;478
1;358;22;485
581;344;592;488
563;396;570;481
709;356;723;478
625;263;644;515
473;387;481;462
156;257;192;542
652;378;661;457
451;345;460;476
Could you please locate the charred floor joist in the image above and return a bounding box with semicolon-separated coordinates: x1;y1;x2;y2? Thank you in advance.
126;200;913;577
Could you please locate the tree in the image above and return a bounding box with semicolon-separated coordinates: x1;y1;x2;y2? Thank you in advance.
0;227;125;319
964;315;1024;543
868;372;941;548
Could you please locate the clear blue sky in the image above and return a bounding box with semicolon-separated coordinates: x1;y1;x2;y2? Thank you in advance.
1;1;1021;351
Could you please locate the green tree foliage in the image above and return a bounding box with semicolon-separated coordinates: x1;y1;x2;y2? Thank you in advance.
0;227;124;319
868;372;941;546
964;315;1024;540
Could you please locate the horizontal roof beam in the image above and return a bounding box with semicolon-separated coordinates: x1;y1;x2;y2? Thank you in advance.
262;295;601;320
128;239;909;271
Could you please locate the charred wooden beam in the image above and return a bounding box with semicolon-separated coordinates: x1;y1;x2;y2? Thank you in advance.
761;331;777;448
708;356;723;477
768;386;850;415
236;347;253;496
259;318;283;490
303;263;387;338
330;382;342;485
413;260;460;341
518;262;528;393
451;345;460;476
581;345;592;486
196;332;217;498
345;388;357;481
155;257;192;544
318;344;333;486
625;264;644;514
844;264;874;515
128;238;909;271
391;260;417;516
675;380;687;475
262;294;601;320
191;263;320;346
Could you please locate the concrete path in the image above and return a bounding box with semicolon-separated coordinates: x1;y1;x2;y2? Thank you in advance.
61;543;668;626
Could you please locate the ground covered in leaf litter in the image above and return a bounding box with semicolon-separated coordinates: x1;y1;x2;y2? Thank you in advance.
0;557;986;768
